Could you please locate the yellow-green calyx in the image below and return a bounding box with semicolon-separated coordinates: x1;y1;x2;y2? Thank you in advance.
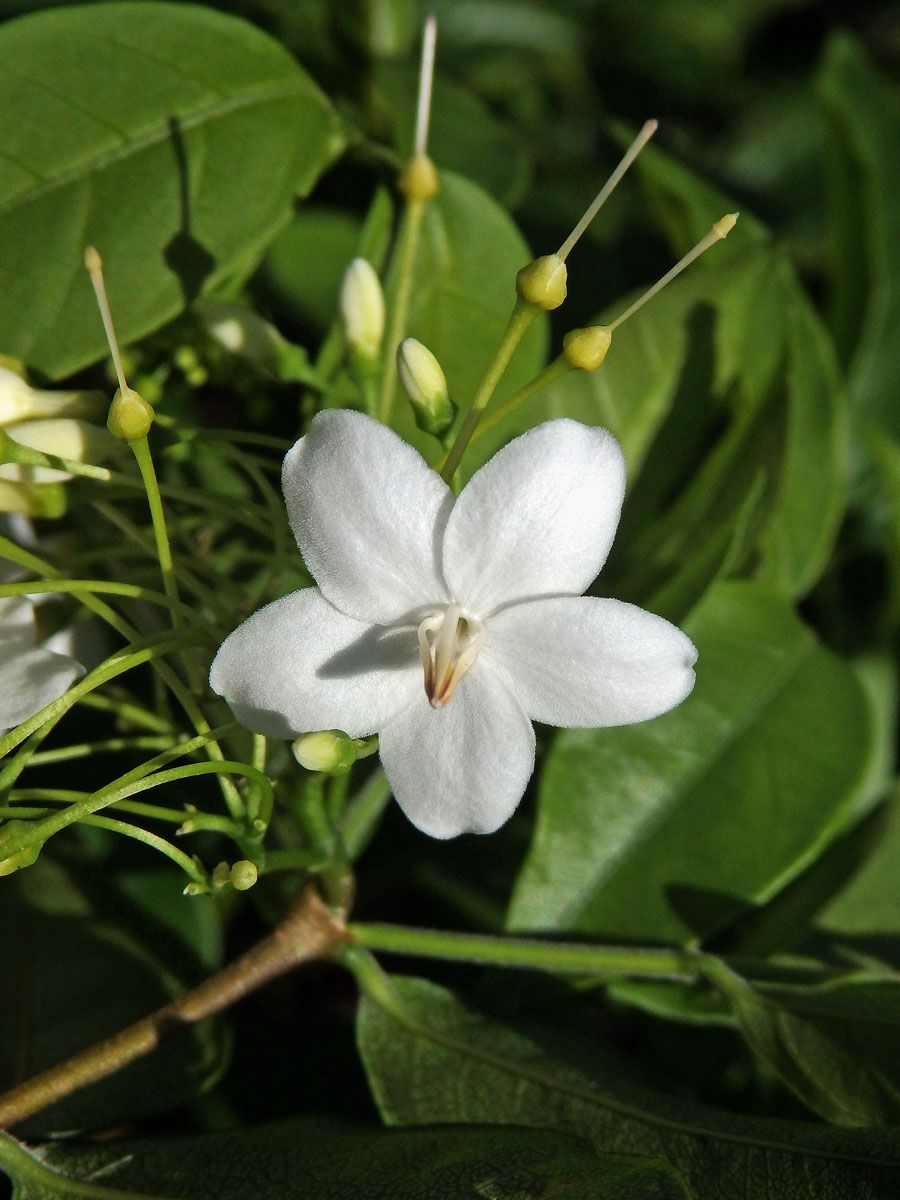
107;386;154;440
563;326;613;371
398;154;439;201
516;255;568;310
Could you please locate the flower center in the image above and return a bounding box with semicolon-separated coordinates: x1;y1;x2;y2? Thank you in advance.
417;604;486;709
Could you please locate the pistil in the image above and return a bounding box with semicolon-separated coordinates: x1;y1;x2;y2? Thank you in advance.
417;605;486;708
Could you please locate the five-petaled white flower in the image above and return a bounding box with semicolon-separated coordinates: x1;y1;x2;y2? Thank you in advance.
0;593;84;733
211;411;697;838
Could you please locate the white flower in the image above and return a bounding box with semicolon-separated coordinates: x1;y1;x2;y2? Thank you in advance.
211;411;697;839
0;593;84;732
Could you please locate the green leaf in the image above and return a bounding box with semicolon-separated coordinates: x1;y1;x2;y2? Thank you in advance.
357;975;900;1200
0;1;347;379
382;170;549;482
713;963;900;1126
0;1119;691;1200
0;860;224;1137
508;580;878;943
817;34;900;435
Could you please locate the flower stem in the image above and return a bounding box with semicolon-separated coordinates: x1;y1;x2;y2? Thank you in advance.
0;886;349;1129
470;355;574;444
129;434;202;692
347;922;699;980
439;297;539;483
377;196;428;425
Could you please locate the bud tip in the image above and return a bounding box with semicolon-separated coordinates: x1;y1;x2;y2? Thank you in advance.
713;213;739;239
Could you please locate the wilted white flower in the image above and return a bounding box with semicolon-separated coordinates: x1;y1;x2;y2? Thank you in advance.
211;411;697;838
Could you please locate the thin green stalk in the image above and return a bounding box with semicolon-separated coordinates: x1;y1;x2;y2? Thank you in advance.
439;297;539;483
0;535;245;818
1;758;271;863
92;500;216;607
129;434;202;691
73;814;208;884
347;922;699;981
470;355;573;443
79;692;176;734
0;578;202;627
26;735;174;765
377;196;428;425
7;789;240;837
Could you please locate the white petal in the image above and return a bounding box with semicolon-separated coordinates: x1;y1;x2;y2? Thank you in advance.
0;643;83;730
442;419;626;614
0;595;38;643
485;596;697;727
282;411;452;624
210;588;420;740
379;664;535;839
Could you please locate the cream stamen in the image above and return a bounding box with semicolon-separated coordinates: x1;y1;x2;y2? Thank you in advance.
417;605;486;708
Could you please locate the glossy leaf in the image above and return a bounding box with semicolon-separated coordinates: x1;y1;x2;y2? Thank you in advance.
508;581;877;943
817;34;900;437
0;2;346;379
0;1119;690;1200
358;975;900;1200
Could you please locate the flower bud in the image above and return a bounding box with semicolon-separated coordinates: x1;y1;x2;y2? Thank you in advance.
397;338;454;437
0;418;118;483
107;386;154;440
398;154;439;201
516;255;567;310
292;729;358;775
562;326;612;371
230;860;258;891
0;366;101;426
339;258;385;367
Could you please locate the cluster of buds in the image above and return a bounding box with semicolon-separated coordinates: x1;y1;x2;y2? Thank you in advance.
0;361;117;516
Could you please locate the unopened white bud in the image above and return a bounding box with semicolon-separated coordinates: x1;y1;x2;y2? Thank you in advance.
0;418;118;483
0;367;98;427
339;258;385;364
397;338;454;437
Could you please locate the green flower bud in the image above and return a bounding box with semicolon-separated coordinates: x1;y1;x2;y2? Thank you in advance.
516;255;568;310
562;326;612;371
107;386;154;440
397;338;455;437
230;860;258;891
339;258;385;368
398;154;439;201
292;729;358;775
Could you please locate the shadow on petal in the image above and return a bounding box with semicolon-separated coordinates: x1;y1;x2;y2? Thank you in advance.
318;623;417;679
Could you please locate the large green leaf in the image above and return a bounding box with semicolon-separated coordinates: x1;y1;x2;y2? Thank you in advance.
817;34;900;437
0;1119;691;1200
0;859;223;1137
508;581;878;943
0;1;346;379
358;975;900;1200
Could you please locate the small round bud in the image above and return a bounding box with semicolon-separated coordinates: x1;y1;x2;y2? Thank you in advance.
339;258;385;366
292;729;358;775
563;326;612;371
230;860;258;891
107;386;154;440
398;154;439;201
516;255;568;310
397;338;455;437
